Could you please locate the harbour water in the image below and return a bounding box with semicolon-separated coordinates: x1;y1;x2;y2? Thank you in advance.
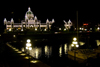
3;33;100;67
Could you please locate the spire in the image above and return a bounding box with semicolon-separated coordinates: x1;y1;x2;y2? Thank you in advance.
68;19;71;23
4;18;7;22
11;18;14;22
46;19;49;22
28;7;31;11
52;19;55;23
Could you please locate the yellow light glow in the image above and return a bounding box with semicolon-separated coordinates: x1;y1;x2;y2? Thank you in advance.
71;44;74;47
17;51;22;53
26;43;31;47
64;28;66;31
27;39;31;43
13;35;16;37
13;48;16;50
15;49;19;51
30;60;38;63
22;48;24;52
73;37;77;41
59;46;62;57
25;56;29;59
20;53;26;56
59;28;61;30
26;47;28;49
36;48;38;59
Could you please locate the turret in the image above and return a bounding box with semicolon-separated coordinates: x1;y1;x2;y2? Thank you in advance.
68;19;72;26
4;18;7;25
52;19;55;23
34;16;37;20
11;18;14;24
46;19;49;24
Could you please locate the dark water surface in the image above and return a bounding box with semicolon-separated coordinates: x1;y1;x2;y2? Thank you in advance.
2;33;100;67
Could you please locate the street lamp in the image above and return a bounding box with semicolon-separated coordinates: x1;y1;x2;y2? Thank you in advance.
71;37;79;61
26;39;32;67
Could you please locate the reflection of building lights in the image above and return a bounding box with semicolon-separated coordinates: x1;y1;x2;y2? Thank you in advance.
59;46;62;57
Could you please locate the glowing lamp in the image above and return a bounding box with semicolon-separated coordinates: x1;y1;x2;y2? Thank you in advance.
71;44;74;47
73;42;77;44
73;37;77;41
76;45;79;47
26;43;31;47
27;39;31;43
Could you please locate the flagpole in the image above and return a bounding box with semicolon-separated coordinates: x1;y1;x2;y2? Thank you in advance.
76;11;78;45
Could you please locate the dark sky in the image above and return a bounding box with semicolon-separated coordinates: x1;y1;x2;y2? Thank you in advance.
1;0;100;26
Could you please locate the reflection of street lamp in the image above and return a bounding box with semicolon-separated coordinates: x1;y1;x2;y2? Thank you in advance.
71;37;79;61
26;39;32;67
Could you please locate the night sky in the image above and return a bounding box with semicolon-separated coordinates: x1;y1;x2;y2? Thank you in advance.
1;1;100;26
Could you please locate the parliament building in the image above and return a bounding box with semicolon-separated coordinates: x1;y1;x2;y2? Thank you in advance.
4;7;72;32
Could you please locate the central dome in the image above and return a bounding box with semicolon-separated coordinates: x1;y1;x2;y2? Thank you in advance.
25;7;34;20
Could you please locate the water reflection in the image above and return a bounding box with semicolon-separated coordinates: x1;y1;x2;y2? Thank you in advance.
29;47;42;59
59;45;62;57
96;40;100;46
64;43;68;54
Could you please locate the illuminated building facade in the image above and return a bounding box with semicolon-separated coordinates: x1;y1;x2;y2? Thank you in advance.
4;7;55;32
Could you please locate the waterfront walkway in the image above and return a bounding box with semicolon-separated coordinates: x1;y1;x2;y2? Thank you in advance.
0;43;50;67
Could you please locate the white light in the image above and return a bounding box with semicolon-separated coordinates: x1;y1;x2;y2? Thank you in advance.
29;47;32;50
73;37;77;41
35;28;37;31
27;39;31;43
26;47;28;49
71;44;74;47
76;45;79;47
82;28;84;30
72;42;77;44
80;28;81;30
26;43;31;47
